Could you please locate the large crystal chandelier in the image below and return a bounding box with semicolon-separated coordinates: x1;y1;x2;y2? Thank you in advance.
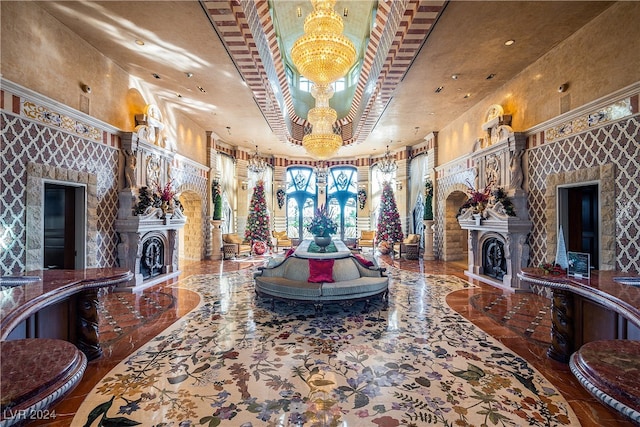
292;0;356;159
247;145;268;175
291;0;357;86
378;145;398;175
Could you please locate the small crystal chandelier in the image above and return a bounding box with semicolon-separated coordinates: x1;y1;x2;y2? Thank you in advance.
378;145;397;175
247;145;268;175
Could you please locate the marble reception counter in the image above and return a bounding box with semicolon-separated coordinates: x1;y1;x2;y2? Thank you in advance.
0;268;133;358
517;268;640;362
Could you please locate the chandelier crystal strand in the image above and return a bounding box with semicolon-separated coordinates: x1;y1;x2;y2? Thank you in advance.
247;145;267;175
303;84;341;159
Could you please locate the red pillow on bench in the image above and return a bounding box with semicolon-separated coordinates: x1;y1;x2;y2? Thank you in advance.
308;259;334;283
354;254;374;267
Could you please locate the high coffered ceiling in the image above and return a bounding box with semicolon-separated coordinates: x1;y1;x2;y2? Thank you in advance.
36;1;613;160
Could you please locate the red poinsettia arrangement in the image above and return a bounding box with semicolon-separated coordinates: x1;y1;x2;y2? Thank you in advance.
157;180;176;202
458;180;493;215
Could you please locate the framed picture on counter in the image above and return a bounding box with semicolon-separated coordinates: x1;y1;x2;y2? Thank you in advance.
567;251;590;279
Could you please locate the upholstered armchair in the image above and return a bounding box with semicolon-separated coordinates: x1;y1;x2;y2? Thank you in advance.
399;234;421;260
222;234;251;259
272;230;293;252
357;230;376;251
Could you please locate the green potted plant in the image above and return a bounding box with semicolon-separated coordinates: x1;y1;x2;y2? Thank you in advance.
424;179;433;221
212;180;222;220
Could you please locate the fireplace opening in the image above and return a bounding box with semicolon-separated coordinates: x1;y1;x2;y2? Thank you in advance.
141;236;164;279
483;238;506;280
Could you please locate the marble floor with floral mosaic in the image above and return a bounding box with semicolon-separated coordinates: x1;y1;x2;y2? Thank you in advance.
31;255;634;427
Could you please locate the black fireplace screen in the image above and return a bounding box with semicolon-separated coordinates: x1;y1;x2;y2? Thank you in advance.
141;236;164;279
483;238;506;280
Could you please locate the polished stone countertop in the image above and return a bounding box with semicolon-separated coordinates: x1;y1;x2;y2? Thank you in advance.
519;268;640;328
0;268;133;340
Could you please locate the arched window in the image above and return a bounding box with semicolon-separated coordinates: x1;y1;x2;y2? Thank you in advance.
285;167;317;239
327;166;357;240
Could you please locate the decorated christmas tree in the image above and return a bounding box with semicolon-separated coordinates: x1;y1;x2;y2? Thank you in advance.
377;181;404;244
245;180;272;247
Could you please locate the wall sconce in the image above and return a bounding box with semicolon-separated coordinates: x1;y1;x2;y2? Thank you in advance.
396;181;403;191
241;181;248;190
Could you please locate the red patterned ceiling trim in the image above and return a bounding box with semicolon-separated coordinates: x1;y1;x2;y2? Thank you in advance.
203;0;291;143
203;0;444;149
348;0;445;146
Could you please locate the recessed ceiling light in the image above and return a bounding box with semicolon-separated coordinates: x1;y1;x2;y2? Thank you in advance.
176;93;182;98
152;73;161;79
197;86;206;93
464;93;471;99
435;86;444;93
135;39;145;46
486;73;496;80
451;74;459;80
185;72;193;78
504;39;515;46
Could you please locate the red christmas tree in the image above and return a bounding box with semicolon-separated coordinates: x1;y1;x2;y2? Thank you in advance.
245;180;272;247
376;182;404;244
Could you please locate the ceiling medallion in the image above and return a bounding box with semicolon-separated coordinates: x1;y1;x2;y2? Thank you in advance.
378;145;398;175
292;0;356;160
247;145;268;175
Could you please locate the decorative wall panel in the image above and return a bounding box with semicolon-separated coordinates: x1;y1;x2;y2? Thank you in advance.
1;112;119;275
527;116;640;272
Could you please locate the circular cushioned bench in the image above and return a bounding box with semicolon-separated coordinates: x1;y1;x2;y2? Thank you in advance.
0;338;87;426
254;254;389;312
569;340;640;424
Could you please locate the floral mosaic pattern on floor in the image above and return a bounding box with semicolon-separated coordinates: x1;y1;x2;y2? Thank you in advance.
74;267;579;426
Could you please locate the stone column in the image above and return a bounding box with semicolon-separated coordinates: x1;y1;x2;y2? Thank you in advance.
423;220;435;260
211;219;223;260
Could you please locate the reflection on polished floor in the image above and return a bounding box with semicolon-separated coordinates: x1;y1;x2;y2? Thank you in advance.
33;256;633;426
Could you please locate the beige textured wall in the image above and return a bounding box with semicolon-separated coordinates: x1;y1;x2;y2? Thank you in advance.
1;1;208;165
437;1;640;164
1;2;131;129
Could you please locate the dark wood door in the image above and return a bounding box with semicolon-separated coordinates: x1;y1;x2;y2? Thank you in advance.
44;183;76;269
567;185;598;269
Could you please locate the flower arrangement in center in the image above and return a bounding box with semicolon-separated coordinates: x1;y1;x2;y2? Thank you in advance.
306;204;338;237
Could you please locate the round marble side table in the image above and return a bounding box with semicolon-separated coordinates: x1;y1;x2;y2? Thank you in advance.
0;338;87;426
570;340;640;424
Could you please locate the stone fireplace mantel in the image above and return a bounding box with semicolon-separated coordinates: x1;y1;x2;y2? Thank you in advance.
115;105;187;290
457;104;532;291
